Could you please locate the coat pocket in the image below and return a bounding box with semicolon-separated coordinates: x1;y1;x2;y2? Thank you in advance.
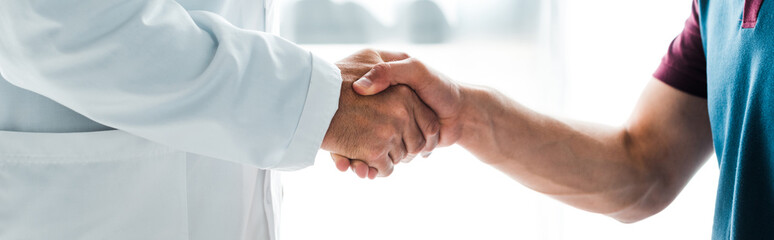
0;130;189;240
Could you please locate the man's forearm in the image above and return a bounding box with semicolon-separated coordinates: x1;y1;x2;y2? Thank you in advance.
456;86;664;221
352;56;713;222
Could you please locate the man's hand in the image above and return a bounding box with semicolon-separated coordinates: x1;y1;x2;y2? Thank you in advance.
322;49;440;179
352;57;465;147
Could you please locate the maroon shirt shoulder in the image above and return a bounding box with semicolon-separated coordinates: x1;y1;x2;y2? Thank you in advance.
653;0;708;98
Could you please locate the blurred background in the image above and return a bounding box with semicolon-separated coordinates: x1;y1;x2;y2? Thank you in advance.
277;0;718;239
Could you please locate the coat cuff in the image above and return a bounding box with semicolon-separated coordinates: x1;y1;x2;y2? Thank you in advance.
273;53;342;171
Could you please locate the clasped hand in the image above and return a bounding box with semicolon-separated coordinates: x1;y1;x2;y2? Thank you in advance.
321;49;442;179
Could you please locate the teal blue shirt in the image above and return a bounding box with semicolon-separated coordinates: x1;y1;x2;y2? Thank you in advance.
655;0;773;238
700;0;774;238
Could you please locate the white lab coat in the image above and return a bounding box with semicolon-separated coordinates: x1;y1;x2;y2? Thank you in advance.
0;0;342;239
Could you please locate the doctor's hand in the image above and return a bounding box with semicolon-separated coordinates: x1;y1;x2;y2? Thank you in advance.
352;57;465;147
321;49;440;179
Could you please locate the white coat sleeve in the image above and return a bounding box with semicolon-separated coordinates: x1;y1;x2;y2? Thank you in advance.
0;0;342;171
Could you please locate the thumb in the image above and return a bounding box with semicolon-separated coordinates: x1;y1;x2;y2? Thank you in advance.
353;59;425;96
352;63;395;96
351;50;411;95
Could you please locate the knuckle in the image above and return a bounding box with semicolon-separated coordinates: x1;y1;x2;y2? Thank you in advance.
392;106;410;121
364;63;391;84
409;138;426;154
374;126;395;140
371;155;390;169
396;141;409;159
360;48;378;55
426;120;441;135
396;148;408;160
371;63;392;77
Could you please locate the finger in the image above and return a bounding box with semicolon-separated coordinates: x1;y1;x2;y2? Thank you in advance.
388;139;408;164
402;107;427;156
422;130;440;154
402;153;418;163
368;167;378;180
352;63;393;96
368;155;394;177
350;160;369;179
413;99;441;153
353;58;429;96
388;152;397;164
376;50;411;62
330;153;351;172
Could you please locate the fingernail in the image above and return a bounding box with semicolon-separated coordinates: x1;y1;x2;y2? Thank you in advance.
355;78;372;88
422;152;432;158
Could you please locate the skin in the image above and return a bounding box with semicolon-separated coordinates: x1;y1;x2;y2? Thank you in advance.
321;50;440;179
343;56;714;222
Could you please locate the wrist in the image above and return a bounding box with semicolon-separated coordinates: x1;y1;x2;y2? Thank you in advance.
321;81;349;152
455;85;493;149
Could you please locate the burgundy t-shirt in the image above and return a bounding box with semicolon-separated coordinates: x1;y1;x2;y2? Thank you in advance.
653;0;708;98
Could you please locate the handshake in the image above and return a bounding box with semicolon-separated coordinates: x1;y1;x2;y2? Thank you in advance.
320;49;466;179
